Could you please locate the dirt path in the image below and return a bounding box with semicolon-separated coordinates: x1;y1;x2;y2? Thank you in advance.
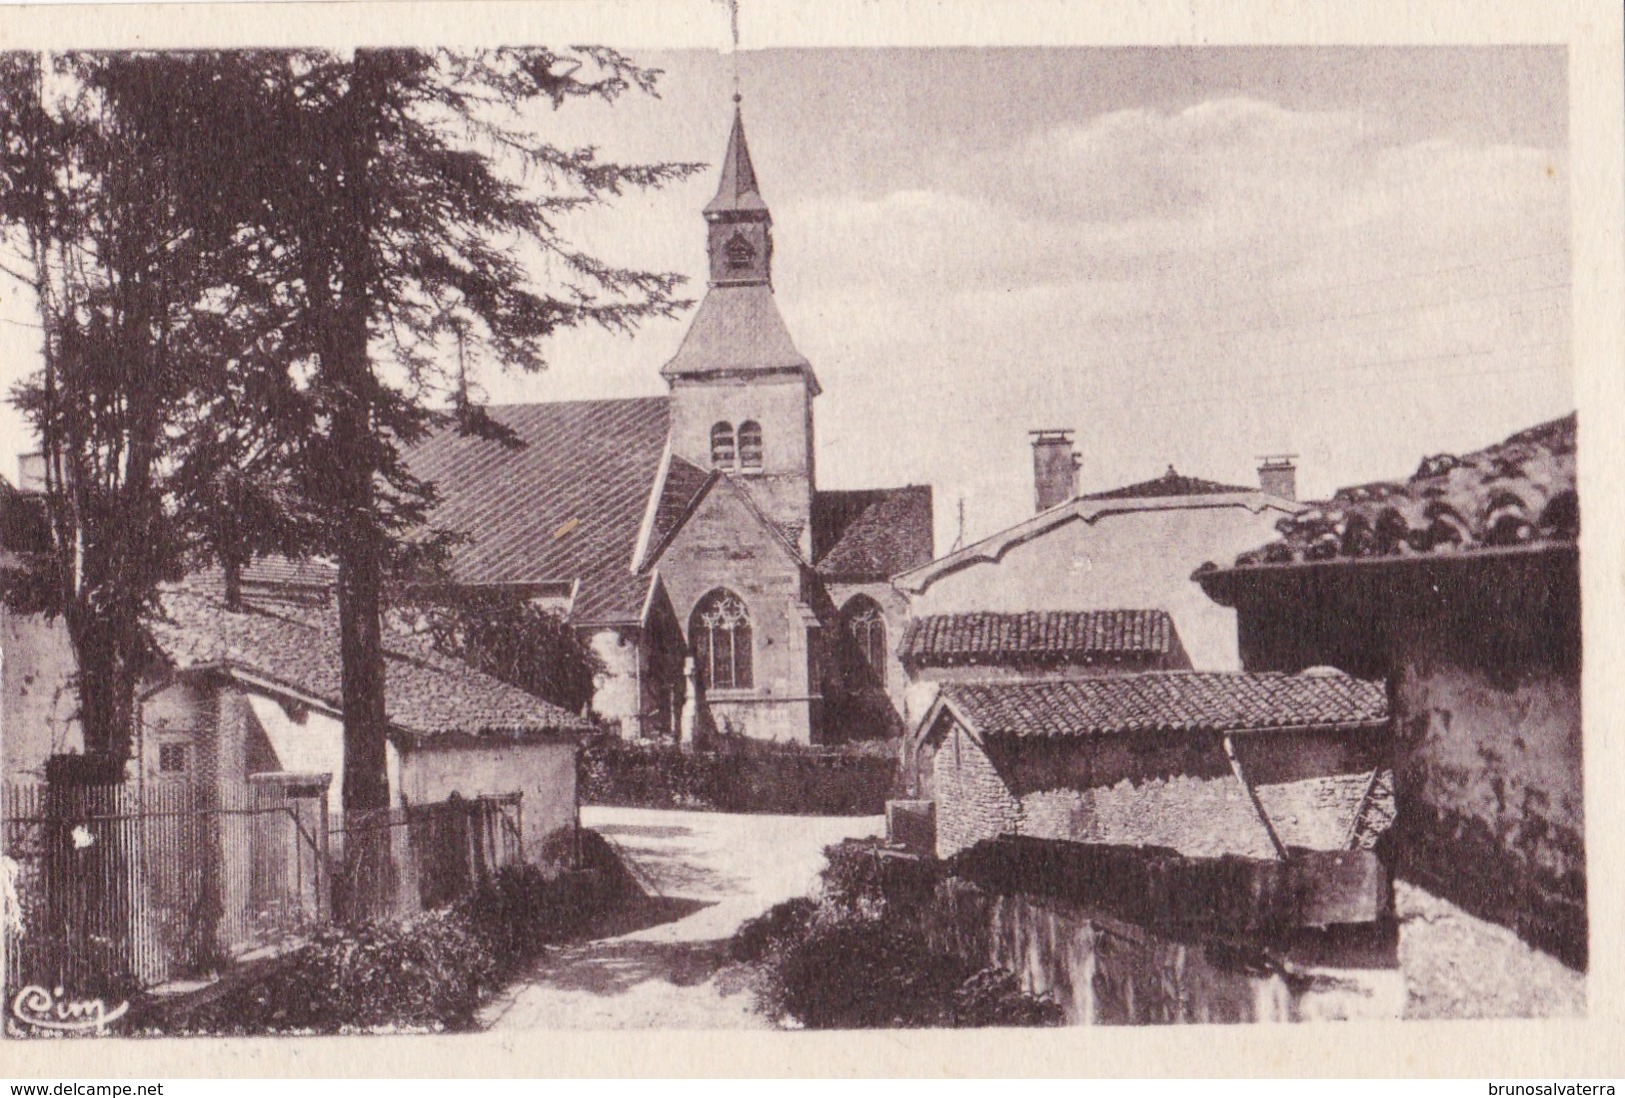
478;807;881;1031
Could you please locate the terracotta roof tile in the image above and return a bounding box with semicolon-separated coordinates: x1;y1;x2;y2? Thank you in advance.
1080;465;1255;501
151;588;590;745
812;485;934;580
1224;413;1576;569
901;610;1174;667
405;397;668;625
940;671;1386;739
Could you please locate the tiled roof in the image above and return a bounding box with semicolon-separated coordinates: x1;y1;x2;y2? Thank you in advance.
900;610;1174;667
812;485;934;580
644;455;717;564
405;397;669;625
660;285;814;384
151;588;589;745
189;555;338;603
939;671;1386;739
1080;465;1255;501
1223;413;1577;569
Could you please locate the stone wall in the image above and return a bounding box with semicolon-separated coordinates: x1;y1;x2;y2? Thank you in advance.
922;714;1021;856
658;477;818;743
396;739;578;864
1;609;82;781
909;870;1401;1024
925;714;1390;860
1390;630;1585;969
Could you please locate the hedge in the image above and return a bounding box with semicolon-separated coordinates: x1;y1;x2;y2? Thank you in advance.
581;733;899;815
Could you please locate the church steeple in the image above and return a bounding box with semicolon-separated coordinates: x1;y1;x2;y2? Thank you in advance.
704;98;773;286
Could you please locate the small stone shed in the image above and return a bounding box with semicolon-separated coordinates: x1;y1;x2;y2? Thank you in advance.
911;670;1391;860
1195;412;1584;984
144;588;592;862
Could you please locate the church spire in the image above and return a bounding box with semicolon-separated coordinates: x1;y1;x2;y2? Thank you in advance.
704;96;773;286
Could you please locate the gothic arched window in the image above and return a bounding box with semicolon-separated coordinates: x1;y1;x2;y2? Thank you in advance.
842;596;887;689
691;589;752;691
710;422;736;468
738;421;764;471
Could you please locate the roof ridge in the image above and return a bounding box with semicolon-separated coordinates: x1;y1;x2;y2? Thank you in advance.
472;394;669;414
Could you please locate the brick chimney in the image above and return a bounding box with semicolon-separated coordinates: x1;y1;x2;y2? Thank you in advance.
1031;430;1081;512
1257;454;1298;501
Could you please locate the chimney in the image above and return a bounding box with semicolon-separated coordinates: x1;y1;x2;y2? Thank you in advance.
1031;430;1081;513
1257;454;1298;501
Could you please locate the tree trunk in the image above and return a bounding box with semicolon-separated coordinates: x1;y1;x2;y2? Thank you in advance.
327;52;394;922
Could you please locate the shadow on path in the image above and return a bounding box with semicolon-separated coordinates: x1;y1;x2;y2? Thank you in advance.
526;937;733;997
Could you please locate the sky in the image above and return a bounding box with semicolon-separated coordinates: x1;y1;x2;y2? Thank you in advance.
0;46;1571;553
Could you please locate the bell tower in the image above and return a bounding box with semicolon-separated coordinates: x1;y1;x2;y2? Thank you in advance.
705;100;774;287
663;97;821;554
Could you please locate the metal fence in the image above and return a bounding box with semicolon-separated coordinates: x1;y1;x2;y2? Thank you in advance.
2;782;524;999
2;780;326;999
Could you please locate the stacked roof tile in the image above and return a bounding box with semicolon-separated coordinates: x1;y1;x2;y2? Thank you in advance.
938;671;1386;739
1081;466;1255;501
1222;413;1577;569
812;485;935;580
152;588;589;746
404;397;669;625
901;610;1174;667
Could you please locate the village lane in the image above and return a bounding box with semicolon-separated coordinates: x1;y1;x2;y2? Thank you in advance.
478;806;882;1031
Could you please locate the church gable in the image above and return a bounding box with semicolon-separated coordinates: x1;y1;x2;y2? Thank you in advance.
646;471;806;596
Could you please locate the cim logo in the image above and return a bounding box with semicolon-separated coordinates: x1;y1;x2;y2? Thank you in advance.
10;984;129;1034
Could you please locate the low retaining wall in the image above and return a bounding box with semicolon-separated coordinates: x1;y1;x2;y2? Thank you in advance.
864;840;1402;1025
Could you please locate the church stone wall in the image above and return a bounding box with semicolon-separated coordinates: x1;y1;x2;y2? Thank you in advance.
668;373;814;552
658;479;817;744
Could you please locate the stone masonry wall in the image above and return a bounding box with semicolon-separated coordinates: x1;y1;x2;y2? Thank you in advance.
930;722;1390;860
1390;633;1584;969
929;717;1021;857
658;477;817;743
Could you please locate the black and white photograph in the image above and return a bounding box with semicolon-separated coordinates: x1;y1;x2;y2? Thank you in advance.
0;0;1613;1072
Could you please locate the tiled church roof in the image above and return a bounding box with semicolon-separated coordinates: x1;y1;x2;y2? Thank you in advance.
900;610;1174;667
938;671;1386;739
405;397;669;625
1210;413;1577;571
1080;465;1255;501
812;485;934;580
152;588;589;745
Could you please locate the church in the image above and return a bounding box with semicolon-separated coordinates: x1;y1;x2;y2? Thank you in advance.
407;103;935;744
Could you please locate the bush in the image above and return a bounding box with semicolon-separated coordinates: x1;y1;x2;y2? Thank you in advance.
580;732;898;815
163;842;635;1035
736;840;1062;1029
185;908;497;1034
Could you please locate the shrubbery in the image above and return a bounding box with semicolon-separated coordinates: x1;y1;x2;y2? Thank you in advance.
580;732;898;815
160;844;634;1035
733;840;1063;1029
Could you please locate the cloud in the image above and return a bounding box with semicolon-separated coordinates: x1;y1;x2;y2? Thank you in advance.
774;96;1572;547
